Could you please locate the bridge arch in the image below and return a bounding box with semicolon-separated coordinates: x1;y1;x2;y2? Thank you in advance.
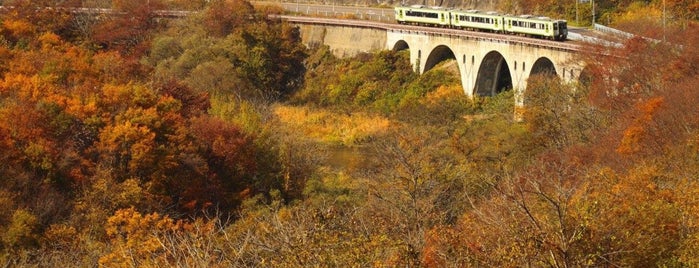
423;45;456;74
530;57;557;77
392;40;409;51
578;66;593;88
474;51;512;96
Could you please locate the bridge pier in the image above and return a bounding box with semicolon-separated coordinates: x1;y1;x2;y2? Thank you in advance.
387;30;582;103
287;19;583;108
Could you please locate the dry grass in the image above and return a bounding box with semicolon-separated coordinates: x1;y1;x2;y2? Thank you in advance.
273;105;390;146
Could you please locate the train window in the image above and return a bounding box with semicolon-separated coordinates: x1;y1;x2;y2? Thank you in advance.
514;61;517;70
406;10;439;18
471;55;474;64
523;62;526;71
463;55;466;64
553;23;558;30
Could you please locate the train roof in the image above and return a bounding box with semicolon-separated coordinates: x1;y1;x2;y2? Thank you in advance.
505;14;567;22
395;5;567;22
397;5;451;10
450;9;500;15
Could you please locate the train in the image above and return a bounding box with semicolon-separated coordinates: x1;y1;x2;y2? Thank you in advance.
395;5;568;41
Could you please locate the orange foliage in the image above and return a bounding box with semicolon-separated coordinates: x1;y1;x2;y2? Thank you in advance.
1;19;35;40
100;208;180;266
616;96;664;155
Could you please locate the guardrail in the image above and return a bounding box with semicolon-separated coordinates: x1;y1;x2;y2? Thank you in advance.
593;23;634;39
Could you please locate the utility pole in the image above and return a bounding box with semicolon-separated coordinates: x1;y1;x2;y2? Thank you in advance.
591;0;595;26
575;0;579;25
663;0;666;41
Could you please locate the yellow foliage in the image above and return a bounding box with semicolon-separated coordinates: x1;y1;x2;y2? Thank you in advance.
38;32;61;50
423;84;462;105
97;121;156;174
100;208;180;267
0;74;40;100
43;224;79;250
274;105;390;146
614;2;663;25
2;209;38;249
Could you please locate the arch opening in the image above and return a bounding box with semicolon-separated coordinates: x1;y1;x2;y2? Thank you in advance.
526;57;560;94
578;66;593;88
392;40;409;52
474;51;512;97
423;45;456;74
530;57;557;77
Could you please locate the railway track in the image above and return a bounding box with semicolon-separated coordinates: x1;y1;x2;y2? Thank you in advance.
277;15;583;52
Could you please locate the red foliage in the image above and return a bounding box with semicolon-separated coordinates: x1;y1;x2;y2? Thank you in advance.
202;0;255;37
156;80;210;117
92;0;166;56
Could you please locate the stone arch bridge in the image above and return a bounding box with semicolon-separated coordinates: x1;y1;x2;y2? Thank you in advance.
284;15;584;100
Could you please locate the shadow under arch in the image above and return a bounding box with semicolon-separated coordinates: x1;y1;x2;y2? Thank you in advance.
578;66;593;88
423;45;456;74
474;51;512;96
530;57;557;77
526;57;560;93
392;40;409;52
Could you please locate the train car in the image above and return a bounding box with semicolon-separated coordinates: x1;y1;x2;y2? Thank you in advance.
450;10;504;32
504;15;568;40
394;5;568;41
395;5;450;27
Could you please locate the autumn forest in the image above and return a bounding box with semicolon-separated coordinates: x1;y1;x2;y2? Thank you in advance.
0;0;698;266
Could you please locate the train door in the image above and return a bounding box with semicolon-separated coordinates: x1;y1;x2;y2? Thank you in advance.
396;9;404;21
557;21;568;40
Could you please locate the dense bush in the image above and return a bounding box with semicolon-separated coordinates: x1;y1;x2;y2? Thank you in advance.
1;0;698;266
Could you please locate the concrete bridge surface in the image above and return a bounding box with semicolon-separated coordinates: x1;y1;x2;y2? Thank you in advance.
287;15;584;102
